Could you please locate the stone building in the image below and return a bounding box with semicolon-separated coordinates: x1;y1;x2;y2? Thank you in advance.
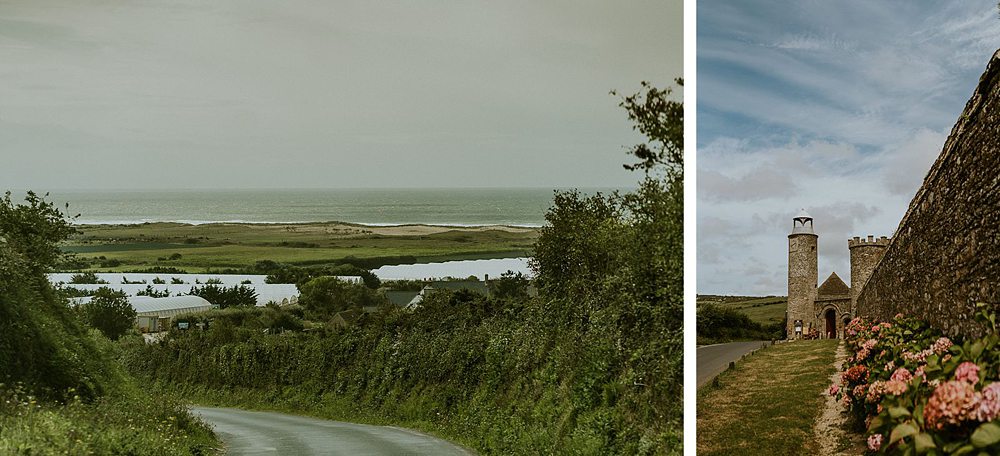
786;209;889;339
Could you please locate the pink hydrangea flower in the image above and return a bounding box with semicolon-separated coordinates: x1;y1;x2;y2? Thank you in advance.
891;367;913;383
955;362;980;384
867;381;886;403
885;361;895;371
862;339;877;350
924;380;978;430
829;384;840;396
932;337;953;354
972;383;1000;422
868;434;883;451
885;379;908;396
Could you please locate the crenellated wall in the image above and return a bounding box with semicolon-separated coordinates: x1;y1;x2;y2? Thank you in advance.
855;49;1000;337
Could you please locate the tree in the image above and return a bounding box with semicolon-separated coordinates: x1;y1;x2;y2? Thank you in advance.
188;284;258;309
612;78;683;174
297;276;383;317
79;287;136;340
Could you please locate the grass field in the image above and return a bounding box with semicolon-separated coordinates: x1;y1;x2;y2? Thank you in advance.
62;222;540;272
697;294;787;326
697;340;838;456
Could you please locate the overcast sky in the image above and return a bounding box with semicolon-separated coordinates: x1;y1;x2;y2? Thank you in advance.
698;1;1000;296
0;0;681;190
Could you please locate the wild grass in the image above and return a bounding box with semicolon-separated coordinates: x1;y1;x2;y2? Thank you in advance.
697;340;838;456
0;381;218;455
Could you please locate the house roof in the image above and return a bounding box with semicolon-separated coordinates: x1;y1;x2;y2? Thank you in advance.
817;272;850;297
386;290;420;307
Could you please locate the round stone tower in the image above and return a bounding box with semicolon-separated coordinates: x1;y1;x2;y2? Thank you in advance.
848;234;890;315
787;209;818;339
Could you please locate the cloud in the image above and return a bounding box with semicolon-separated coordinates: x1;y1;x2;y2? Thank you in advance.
697;1;997;295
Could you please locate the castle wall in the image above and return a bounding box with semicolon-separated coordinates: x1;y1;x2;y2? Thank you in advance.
855;50;1000;337
848;236;889;315
787;233;817;338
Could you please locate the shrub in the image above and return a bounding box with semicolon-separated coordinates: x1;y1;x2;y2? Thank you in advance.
78;287;137;341
69;272;108;284
188;284;258;309
833;307;1000;454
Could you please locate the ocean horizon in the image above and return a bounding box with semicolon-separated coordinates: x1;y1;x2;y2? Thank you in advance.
21;188;625;227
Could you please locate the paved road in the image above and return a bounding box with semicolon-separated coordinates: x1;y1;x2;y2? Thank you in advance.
190;406;474;455
697;341;769;387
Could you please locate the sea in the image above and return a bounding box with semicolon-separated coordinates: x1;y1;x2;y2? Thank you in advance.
38;188;618;227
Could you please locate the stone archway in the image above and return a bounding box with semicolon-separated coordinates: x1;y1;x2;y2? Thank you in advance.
824;308;837;339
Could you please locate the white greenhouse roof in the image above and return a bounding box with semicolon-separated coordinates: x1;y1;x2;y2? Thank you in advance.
130;295;213;315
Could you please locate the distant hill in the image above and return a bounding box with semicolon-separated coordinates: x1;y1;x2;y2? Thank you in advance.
697;295;787;326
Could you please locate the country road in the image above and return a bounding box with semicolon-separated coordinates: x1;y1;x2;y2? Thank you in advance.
696;341;768;387
190;406;474;455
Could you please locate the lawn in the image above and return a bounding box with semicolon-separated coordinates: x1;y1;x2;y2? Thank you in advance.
697;339;838;456
62;222;539;271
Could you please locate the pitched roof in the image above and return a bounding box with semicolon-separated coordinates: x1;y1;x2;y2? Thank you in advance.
386;290;420;307
817;272;850;297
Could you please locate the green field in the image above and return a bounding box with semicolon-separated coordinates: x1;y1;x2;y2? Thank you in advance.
62;222;539;272
697;294;787;326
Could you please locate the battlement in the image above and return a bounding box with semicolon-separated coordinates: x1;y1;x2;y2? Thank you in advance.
848;235;890;249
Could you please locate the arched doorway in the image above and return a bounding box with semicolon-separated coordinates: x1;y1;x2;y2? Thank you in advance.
824;309;837;339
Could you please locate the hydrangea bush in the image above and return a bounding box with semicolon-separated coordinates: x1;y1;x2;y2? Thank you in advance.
833;304;1000;455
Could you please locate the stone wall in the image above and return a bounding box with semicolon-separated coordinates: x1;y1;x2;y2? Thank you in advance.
855;49;1000;337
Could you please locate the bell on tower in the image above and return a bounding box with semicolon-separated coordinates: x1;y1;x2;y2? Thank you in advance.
791;209;814;234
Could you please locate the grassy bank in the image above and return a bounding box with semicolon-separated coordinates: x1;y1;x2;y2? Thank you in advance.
697;340;837;455
0;383;218;455
62;222;539;272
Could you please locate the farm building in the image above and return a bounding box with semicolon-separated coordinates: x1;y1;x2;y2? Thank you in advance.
131;295;213;332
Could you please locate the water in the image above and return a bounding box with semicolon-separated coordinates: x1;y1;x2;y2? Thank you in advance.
33;188;618;227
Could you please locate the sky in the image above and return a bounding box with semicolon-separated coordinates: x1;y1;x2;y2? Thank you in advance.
0;0;681;190
697;1;1000;296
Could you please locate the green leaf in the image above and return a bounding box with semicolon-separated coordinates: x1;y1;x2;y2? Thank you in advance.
952;444;977;456
914;433;935;454
889;406;912;419
891;422;919;443
971;422;1000;448
971;341;986;360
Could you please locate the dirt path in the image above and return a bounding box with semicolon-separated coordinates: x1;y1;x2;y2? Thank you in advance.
813;341;864;455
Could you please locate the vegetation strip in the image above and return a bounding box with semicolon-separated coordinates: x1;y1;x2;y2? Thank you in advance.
697;339;838;455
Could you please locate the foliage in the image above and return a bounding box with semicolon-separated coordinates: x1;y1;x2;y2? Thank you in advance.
0;193;121;400
69;271;108;284
612;79;683;174
137;285;171;298
256;260;380;289
78;287;137;341
188;284;258;309
297;276;385;318
697;304;784;344
834;308;1000;454
0;381;217;455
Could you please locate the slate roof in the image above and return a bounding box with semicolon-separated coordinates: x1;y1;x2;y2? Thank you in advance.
817;272;850;297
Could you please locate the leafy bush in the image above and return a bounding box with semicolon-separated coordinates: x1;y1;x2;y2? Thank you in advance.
78;287;137;341
697;304;783;343
69;271;108;284
137;285;170;298
297;276;385;317
188;284;257;309
833;308;1000;454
